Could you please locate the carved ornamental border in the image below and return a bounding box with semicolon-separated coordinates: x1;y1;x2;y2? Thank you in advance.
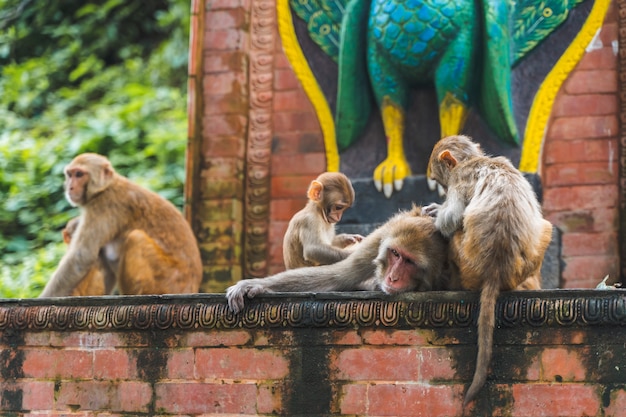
0;291;624;332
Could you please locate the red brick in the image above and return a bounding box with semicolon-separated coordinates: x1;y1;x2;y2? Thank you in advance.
204;72;247;95
204;50;248;73
540;348;587;382
545;208;617;233
511;384;600;416
543;139;617;164
21;381;55;410
361;329;432;346
273;111;321;133
599;21;617;44
270;154;326;176
204;93;248;115
22;349;92;379
56;381;152;413
368;384;462;416
340;383;368;415
419;348;457;381
271;175;321;199
206;8;246;30
94;349;134;380
543;162;617;186
204;29;245;51
604;387;626;417
200;157;243;178
332;348;419;381
542;185;617;211
577;47;617;70
195;348;289;379
202;134;246;159
183;330;251;347
274;67;301;90
561;232;617;257
273;89;314;112
547;116;618;140
155;382;257;414
47;332;126;348
551;93;617;117
257;382;283;414
564;69;617;94
272;132;325;154
333;330;363;345
561;255;619;288
203;114;248;136
166;349;195;379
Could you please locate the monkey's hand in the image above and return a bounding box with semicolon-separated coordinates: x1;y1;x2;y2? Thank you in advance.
333;233;364;249
226;279;270;314
422;203;441;218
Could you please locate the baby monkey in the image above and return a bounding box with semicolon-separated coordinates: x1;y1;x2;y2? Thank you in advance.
283;172;363;269
424;135;553;407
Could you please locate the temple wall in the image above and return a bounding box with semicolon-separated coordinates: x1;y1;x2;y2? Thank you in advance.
1;292;625;416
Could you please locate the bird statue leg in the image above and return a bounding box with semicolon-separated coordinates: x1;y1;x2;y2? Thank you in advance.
373;97;412;198
427;92;470;193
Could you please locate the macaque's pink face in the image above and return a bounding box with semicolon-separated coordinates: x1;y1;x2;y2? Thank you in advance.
379;246;422;294
64;167;90;207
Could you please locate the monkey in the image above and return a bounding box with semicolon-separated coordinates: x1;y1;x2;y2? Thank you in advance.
61;217;107;296
422;135;553;407
227;206;450;313
282;172;364;269
39;153;203;297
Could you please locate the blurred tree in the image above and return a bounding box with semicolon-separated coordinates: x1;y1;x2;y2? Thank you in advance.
0;0;190;297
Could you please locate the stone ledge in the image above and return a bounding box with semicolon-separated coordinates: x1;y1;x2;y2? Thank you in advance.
1;290;624;332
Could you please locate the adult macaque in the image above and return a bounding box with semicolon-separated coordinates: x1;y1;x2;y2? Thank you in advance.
227;206;449;313
39;153;202;297
62;217;106;296
283;172;363;269
423;135;553;407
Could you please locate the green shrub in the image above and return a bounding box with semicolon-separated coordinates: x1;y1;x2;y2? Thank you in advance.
0;0;190;297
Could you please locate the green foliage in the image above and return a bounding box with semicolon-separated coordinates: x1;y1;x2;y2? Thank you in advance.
0;0;190;298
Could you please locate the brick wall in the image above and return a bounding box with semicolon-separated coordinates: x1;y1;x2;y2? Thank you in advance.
1;293;625;416
542;0;620;288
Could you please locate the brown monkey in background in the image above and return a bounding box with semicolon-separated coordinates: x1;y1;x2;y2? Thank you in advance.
282;172;364;269
62;217;106;296
39;153;202;297
423;135;553;407
227;206;450;313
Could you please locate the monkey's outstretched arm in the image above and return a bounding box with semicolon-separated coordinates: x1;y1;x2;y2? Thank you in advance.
433;188;466;238
226;254;377;313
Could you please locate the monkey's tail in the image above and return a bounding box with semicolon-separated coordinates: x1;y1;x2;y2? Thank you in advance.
463;279;500;408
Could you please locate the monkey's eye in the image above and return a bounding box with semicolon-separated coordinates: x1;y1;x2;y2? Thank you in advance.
75;171;84;178
390;248;400;258
334;205;345;211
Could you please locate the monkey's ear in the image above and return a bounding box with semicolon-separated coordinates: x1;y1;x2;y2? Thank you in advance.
307;180;323;202
438;150;458;168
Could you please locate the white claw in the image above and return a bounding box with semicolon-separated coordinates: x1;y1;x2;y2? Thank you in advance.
383;183;393;198
427;178;438;191
437;183;446;197
394;178;403;192
374;179;382;192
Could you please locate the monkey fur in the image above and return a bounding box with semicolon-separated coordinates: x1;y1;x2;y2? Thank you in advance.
283;172;363;269
424;135;553;406
40;153;202;297
227;206;450;313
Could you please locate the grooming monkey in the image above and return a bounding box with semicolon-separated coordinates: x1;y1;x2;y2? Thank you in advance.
62;217;106;296
227;206;449;313
40;153;202;297
283;172;363;269
423;135;553;406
